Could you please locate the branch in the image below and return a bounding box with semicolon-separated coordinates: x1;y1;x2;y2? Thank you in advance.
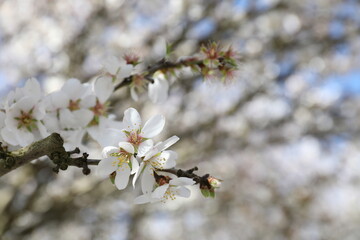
114;58;203;91
0;133;95;177
0;133;65;177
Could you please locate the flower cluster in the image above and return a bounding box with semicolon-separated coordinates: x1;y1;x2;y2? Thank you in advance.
0;77;121;150
97;108;195;204
99;38;170;103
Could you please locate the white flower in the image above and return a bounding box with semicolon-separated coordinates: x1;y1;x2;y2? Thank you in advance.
89;77;113;124
1;78;42;109
101;56;133;83
97;142;139;190
1;96;47;147
119;108;165;154
153;37;168;60
47;78;95;129
87;116;124;148
134;177;194;204
148;73;169;103
133;135;179;192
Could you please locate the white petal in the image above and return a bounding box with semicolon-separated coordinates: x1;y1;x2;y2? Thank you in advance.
141;168;155;194
154;37;167;59
151;184;168;199
1;128;19;146
92;127;126;148
15;96;36;112
118;142;134;154
59;109;76;129
175;186;191;198
148;77;169;103
130;156;139;174
94;78;114;103
33;102;46;120
144;147;160;161
97;157;118;178
102;146;118;158
80;95;96;108
134;194;151;204
117;62;134;79
49;91;69;109
36;122;49;138
141;114;165;138
130;87;139;101
160;150;177;169
62;78;83;100
133;162;145;187
137;139;154;157
72;109;94;127
15;129;34;147
123;108;142;131
115;166;131;190
170;177;195;186
24;78;42;101
156;135;179;152
42;113;60;132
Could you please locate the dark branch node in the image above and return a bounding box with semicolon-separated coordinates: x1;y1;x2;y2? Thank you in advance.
4;157;15;169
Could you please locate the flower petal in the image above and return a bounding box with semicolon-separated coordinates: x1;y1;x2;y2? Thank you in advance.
72;109;94;127
133;162;145;187
1;128;19;146
130;87;139;101
148;76;169;103
130;156;139;174
134;194;151;204
155;135;179;152
141;114;165;138
151;184;168;199
118;142;134;154
115;166;131;190
175;186;191;198
141;168;155;194
137;139;154;157
94;77;114;103
160;150;177;169
123;108;142;131
102;146;118;158
170;177;195;186
96;157;118;178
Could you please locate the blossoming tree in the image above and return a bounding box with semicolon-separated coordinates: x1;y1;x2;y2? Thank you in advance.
0;41;234;203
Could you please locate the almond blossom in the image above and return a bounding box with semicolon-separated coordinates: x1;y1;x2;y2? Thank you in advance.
46;78;95;129
133;135;179;193
97;142;139;190
100;56;133;83
1;96;48;147
119;107;165;156
134;176;195;204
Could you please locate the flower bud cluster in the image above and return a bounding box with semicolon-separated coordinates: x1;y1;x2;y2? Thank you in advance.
177;42;239;83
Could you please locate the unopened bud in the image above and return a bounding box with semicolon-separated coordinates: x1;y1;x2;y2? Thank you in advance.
208;177;222;188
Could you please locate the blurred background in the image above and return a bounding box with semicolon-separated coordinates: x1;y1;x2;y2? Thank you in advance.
1;0;360;239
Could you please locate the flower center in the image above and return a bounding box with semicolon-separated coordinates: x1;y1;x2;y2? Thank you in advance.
163;188;176;201
15;109;36;131
92;100;106;116
68;99;80;111
111;152;130;171
128;131;143;146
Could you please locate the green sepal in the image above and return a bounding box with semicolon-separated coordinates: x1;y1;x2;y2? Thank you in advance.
109;172;116;184
209;190;215;198
201;189;210;198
